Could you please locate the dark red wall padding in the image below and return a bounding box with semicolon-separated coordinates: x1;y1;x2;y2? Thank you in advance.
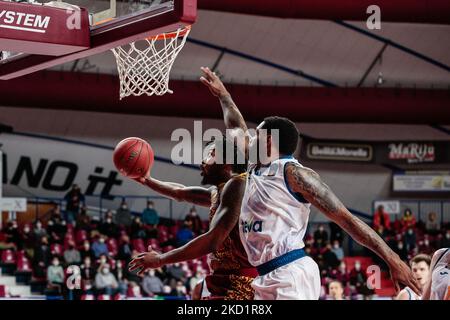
0;71;449;124
198;0;450;24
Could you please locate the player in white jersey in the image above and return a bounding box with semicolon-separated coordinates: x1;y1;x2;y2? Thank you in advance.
422;248;450;300
200;66;420;300
396;254;431;300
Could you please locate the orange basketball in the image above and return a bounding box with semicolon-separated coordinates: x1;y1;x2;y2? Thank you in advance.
113;137;154;179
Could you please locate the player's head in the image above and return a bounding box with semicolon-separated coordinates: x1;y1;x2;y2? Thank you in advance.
328;280;344;300
200;137;246;185
251;116;299;164
410;254;431;288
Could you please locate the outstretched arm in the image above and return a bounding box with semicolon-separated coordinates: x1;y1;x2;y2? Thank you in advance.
133;176;212;207
285;162;421;296
200;67;248;132
128;176;245;275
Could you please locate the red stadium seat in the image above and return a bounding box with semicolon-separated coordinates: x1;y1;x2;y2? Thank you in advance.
162;245;174;253
17;256;32;272
132;239;145;252
1;249;16;264
146;239;160;250
75;230;88;244
0;285;5;298
169;225;179;237
107;238;118;257
50;243;63;256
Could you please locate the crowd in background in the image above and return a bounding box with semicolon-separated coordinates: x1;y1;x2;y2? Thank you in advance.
0;186;448;300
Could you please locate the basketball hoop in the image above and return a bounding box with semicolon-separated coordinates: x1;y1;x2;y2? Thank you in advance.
111;25;191;100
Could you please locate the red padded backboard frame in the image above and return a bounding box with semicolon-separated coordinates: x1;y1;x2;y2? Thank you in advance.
0;0;197;80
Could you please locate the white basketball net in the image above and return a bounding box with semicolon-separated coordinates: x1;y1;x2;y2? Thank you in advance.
111;27;190;100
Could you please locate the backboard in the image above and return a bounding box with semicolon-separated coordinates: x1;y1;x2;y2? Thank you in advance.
0;0;196;79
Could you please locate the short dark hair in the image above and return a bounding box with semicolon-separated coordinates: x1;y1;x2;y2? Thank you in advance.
410;254;431;267
261;116;299;155
206;136;247;174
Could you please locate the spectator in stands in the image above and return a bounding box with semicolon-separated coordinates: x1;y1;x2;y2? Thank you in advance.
188;270;203;293
328;280;345;300
33;236;52;278
329;222;344;244
80;256;95;293
400;208;416;232
47;256;65;294
394;240;408;261
75;206;91;232
425;212;440;236
99;211;119;238
146;224;158;239
116;199;132;227
64;184;85;224
64;240;81;265
349;260;374;299
322;243;340;270
95;264;119;296
33;220;48;241
117;235;133;262
113;260;129;295
4;220;20;246
47;211;67;244
331;240;344;261
404;227;417;252
418;237;434;255
20;224;35;256
142;269;164;296
173;281;188;298
314;224;328;249
334;261;350;286
176;221;194;247
92;235;109;258
130;216;146;239
373;205;391;233
80;240;96;262
441;230;450;248
142;201;160;226
166;262;187;288
128;281;143;298
184;207;203;235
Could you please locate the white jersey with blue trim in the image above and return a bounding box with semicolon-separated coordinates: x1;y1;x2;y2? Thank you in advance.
430;248;450;300
240;156;311;267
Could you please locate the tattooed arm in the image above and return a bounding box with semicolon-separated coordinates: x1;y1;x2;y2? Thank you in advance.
133;176;213;207
200;67;248;132
128;176;245;274
285;162;421;295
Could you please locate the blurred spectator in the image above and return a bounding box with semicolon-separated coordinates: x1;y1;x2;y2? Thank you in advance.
373;205;391;232
47;256;65;294
64;240;81;265
75;207;91;232
349;261;374;298
33;220;48;241
404;227;417;252
20;224;35;256
425;212;440;236
99;211;119;238
64;184;85;223
146;224;158;239
142;269;164;296
80;240;96;262
400;209;416;232
142;201;160;226
173;281;188;298
95;264;119;296
334;261;350;286
441;230;450;248
176;222;194;247
113;260;129;295
328;280;345;300
394;240;408;261
47;210;67;244
80;256;95;292
4;220;20;246
184;207;202;235
33;236;51;278
314;224;328;249
166;263;187;287
322;243;340;270
130;216;146;239
331;240;344;261
128;281;143;298
418;237;434;255
117;235;133;262
329;222;344;244
116;200;132;227
92;236;109;258
188;270;203;293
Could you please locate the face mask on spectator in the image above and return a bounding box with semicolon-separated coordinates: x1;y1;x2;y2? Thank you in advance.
84;243;90;250
106;218;112;223
100;257;107;264
121;204;127;210
398;243;404;249
319;226;324;232
424;240;429;246
408;229;413;235
36;222;42;229
48;221;54;226
191;211;197;217
61;221;66;226
149;270;155;277
24;227;30;233
446;233;450;239
333;243;339;249
354;263;361;271
99;238;105;243
102;268;109;274
53;260;59;266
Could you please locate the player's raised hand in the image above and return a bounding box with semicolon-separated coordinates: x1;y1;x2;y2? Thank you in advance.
200;66;228;97
389;260;421;296
128;246;162;276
